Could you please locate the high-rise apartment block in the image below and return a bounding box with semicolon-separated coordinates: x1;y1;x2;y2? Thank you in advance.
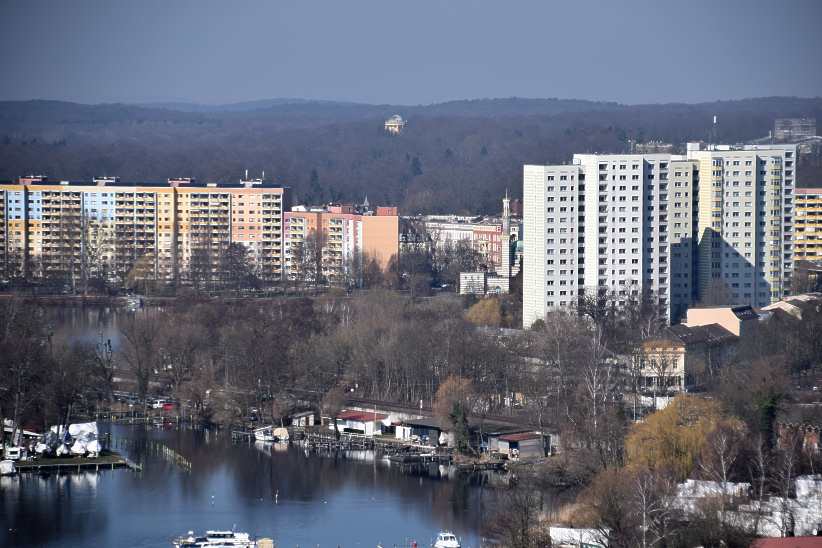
523;143;797;328
284;203;399;284
687;143;796;309
1;176;289;285
795;187;822;263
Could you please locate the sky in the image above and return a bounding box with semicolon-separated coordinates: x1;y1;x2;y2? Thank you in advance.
1;0;821;106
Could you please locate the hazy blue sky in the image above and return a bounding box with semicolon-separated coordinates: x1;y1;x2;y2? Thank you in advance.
1;0;821;105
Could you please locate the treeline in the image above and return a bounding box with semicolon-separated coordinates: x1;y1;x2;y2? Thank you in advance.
0;299;114;444
2;223;518;308
116;293;525;425
2;97;821;214
495;303;822;548
2;290;822;546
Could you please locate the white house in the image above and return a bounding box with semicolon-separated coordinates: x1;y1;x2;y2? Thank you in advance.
330;410;388;436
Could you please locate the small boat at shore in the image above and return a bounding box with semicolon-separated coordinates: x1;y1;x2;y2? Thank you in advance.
254;426;289;443
173;530;256;547
433;531;460;548
254;426;275;442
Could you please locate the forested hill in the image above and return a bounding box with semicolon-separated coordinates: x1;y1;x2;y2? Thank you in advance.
1;96;820;214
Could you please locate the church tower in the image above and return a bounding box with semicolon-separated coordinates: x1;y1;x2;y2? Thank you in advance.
499;190;511;278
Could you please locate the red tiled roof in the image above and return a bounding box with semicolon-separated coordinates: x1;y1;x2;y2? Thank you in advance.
751;538;822;548
499;432;542;442
336;410;388;422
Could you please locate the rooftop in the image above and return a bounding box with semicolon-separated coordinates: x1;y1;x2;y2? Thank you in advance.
731;305;761;322
498;432;542;442
336;410;388;422
402;417;447;430
3;179;285;189
661;323;738;346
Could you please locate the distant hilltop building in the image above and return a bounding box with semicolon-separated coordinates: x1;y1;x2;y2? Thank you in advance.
384;114;406;135
774;118;817;142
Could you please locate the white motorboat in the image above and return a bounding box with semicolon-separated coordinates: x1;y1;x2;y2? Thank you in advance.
254;426;275;442
174;530;256;547
433;531;460;548
254;426;289;442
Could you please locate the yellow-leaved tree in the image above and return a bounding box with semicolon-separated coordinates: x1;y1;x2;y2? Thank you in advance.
465;297;502;327
625;394;742;481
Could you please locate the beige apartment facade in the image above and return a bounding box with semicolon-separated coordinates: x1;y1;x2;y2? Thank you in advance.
795;187;822;264
688;142;797;308
284;204;399;284
0;176;289;286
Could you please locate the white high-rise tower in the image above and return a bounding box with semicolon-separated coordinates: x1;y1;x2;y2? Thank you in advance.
522;143;796;328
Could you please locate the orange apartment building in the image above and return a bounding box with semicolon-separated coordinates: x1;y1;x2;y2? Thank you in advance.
284;203;399;284
0;176;289;285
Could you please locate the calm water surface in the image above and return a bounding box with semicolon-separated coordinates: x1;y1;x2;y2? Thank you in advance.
2;424;500;547
3;307;509;547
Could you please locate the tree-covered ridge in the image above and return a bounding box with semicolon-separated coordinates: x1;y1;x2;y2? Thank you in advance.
2;96;820;214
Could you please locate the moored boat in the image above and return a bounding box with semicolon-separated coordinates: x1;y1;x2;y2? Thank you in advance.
254;426;275;442
254;426;289;442
433;531;460;548
173;530;256;547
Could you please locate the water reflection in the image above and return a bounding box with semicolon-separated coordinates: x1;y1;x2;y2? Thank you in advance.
2;424;503;548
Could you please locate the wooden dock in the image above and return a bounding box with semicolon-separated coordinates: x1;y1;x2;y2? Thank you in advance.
388;453;452;464
231;430;256;441
298;429;444;457
14;453;141;474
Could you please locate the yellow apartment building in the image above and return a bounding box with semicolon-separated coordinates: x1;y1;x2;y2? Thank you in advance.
0;176;289;286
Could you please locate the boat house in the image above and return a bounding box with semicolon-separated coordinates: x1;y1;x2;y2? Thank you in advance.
330;410;388;436
290;410;316;428
485;428;555;458
394;417;451;446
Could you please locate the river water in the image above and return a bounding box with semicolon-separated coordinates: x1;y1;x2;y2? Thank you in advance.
0;308;572;548
2;424;502;547
2;307;510;547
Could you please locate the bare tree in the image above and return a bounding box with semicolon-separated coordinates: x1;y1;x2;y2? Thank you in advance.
748;433;771;537
0;299;48;446
770;432;802;537
698;419;747;526
488;474;552;548
321;383;348;439
633;468;680;548
80;214;115;295
290;229;327;288
219;242;258;294
120;313;163;400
